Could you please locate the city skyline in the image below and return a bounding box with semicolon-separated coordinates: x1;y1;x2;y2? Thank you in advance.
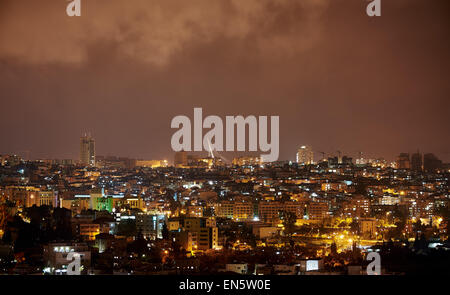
0;137;448;165
1;142;449;275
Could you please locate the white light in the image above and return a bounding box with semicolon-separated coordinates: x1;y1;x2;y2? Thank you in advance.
306;260;319;271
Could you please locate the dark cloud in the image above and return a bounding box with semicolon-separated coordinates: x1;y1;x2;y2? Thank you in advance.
0;0;449;162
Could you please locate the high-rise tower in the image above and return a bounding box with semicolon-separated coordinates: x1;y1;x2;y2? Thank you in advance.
397;153;410;169
411;151;422;172
80;134;95;166
296;145;314;165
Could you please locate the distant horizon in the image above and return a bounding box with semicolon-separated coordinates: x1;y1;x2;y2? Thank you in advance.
1;146;449;164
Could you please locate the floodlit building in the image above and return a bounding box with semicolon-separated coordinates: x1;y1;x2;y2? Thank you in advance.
232;156;262;166
296;145;314;165
359;218;377;239
135;160;168;168
170;217;219;251
225;263;248;274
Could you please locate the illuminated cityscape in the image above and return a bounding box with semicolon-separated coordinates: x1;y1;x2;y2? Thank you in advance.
0;143;449;275
0;0;449;281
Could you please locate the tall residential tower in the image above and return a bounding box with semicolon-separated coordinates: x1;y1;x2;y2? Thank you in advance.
296;145;314;165
80;134;95;166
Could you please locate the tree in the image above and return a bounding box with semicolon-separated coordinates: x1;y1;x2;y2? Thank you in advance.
350;220;359;234
52;207;72;240
117;219;137;237
412;220;425;233
354;179;368;195
330;241;337;256
161;222;169;240
127;231;149;256
279;210;297;236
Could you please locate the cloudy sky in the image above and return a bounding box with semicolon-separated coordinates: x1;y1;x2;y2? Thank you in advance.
0;0;449;162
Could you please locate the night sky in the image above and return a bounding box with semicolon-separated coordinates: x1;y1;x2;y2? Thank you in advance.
0;0;449;163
